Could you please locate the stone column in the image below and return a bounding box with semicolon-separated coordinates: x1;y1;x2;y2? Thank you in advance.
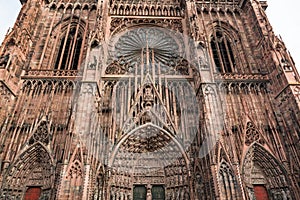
146;184;152;200
82;164;90;200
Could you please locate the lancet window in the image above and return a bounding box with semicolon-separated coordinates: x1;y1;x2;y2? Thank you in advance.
219;162;238;200
210;30;236;73
54;27;83;70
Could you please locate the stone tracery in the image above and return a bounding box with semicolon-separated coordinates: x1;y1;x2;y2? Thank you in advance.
245;121;261;146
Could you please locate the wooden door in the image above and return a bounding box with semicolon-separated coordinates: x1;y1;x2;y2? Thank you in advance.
24;187;41;200
151;185;165;200
253;185;269;200
133;185;147;200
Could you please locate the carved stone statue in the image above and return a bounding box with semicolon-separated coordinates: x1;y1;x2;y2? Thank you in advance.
197;42;209;69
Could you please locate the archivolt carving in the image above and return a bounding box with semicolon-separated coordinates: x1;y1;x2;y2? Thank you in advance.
242;143;291;199
1;143;53;196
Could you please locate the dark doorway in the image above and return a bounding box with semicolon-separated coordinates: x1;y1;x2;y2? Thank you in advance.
253;185;269;200
152;185;165;200
24;187;41;200
133;185;147;200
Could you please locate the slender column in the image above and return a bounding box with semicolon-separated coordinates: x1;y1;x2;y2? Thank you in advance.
82;164;90;200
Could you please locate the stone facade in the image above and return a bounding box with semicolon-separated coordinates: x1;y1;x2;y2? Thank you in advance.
0;0;299;199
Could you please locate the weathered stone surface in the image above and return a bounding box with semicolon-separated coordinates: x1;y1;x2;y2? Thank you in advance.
0;0;299;199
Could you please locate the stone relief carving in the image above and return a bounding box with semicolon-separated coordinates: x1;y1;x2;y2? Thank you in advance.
110;18;183;35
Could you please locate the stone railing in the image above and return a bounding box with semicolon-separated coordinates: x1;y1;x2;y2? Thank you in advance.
24;69;81;78
196;0;241;12
214;73;269;82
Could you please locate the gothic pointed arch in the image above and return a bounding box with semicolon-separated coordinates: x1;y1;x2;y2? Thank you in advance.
194;164;205;199
96;23;203;198
54;27;83;70
213;142;240;200
93;165;106;200
217;143;232;164
1;143;54;199
208;22;243;74
242;143;293;199
61;145;84;200
42;16;86;70
107;123;192;200
109;123;189;167
1;0;300;199
210;30;235;73
66;144;84;175
218;160;239;200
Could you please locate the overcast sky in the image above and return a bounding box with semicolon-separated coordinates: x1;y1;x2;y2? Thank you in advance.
0;0;299;71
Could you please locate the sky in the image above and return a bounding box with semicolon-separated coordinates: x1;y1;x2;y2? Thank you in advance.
0;0;299;71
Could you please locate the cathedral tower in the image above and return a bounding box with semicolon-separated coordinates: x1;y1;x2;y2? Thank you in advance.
0;0;299;199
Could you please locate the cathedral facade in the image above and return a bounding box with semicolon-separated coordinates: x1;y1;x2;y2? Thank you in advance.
0;0;299;199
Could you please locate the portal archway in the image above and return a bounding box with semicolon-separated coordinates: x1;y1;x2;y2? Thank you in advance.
107;123;191;200
242;143;292;199
98;25;200;200
1;143;54;199
109;123;189;167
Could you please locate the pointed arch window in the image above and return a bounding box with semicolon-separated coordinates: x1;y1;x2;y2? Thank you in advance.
55;27;83;70
211;31;235;73
219;161;238;200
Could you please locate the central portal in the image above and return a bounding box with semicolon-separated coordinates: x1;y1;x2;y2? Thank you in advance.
133;185;165;200
103;26;198;199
